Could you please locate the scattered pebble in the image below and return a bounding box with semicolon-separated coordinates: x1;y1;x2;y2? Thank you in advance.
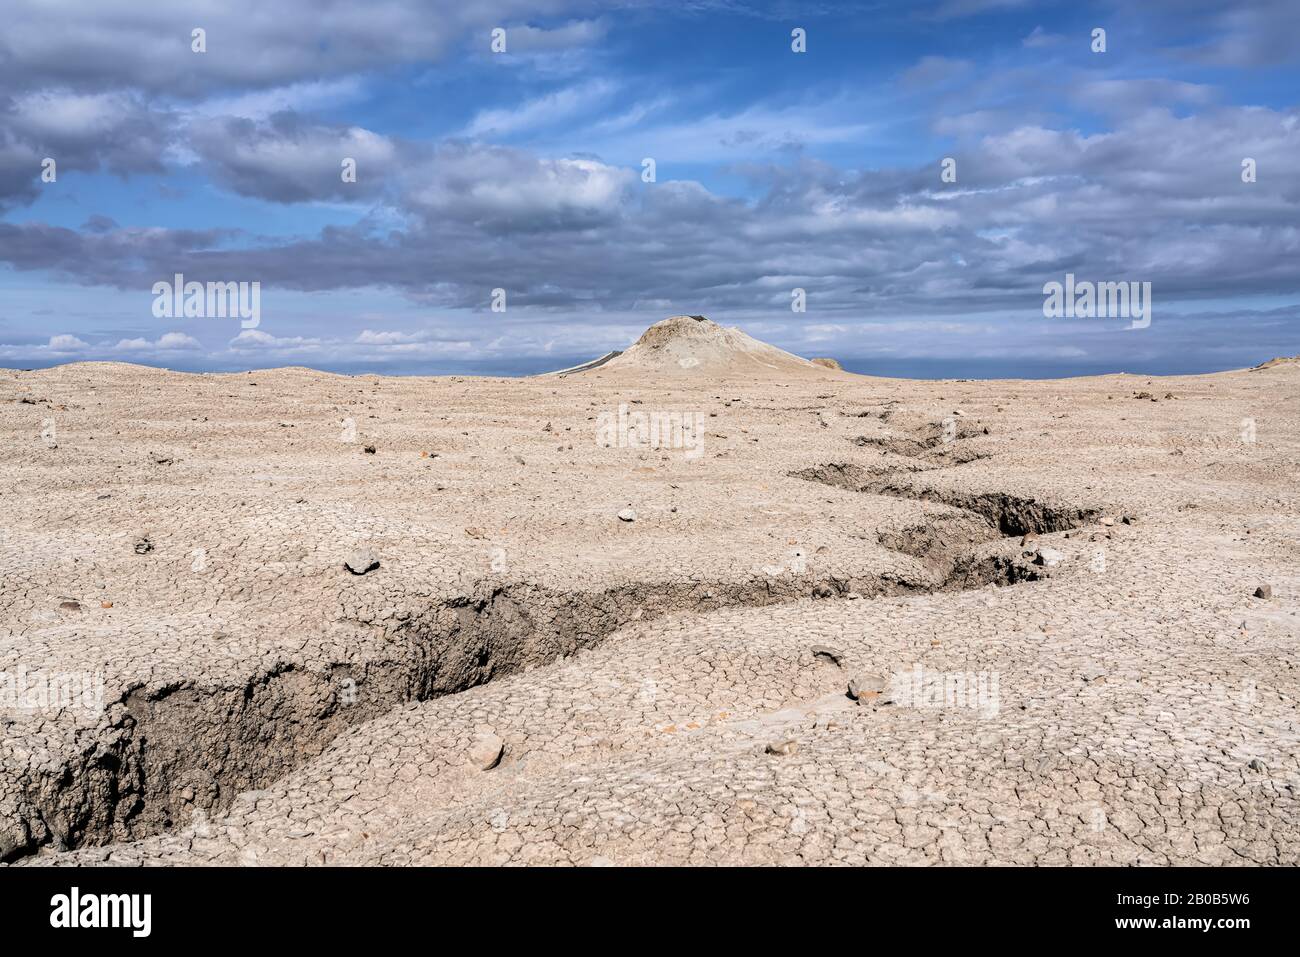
1034;547;1065;568
469;732;505;770
344;550;379;575
847;673;887;701
617;508;636;522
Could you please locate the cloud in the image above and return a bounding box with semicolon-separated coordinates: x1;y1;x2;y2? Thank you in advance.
502;19;607;53
1022;26;1064;48
114;332;202;351
1071;79;1217;117
1149;0;1300;67
47;334;89;351
4;98;1299;328
356;329;422;344
559;96;877;164
464;80;616;137
0;0;601;96
198;78;370;122
222;326;474;364
189;112;398;203
405;142;634;230
0;90;173;208
229;329;323;351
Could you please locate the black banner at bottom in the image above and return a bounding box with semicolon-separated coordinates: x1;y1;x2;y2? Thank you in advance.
0;865;1281;944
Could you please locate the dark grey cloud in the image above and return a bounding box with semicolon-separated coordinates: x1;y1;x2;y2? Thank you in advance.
0;91;173;208
0;0;602;97
1141;0;1300;67
3;101;1297;323
190;112;398;203
403;141;635;231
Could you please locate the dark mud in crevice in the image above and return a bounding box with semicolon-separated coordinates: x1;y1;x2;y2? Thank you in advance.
792;462;1101;537
5;458;1103;862
874;511;1010;585
3;555;1033;862
792;460;1108;594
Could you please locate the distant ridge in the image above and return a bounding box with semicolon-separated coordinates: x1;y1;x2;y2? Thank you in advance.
544;351;623;377
1253;355;1300;370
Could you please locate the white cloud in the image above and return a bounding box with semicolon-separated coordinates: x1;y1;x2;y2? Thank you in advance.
504;19;607;53
10;91;145;138
0;1;602;96
114;332;202;351
47;334;88;351
557;97;877;164
157;332;201;349
198;78;369;121
1022;26;1063;48
464;80;616;137
356;329;422;344
229;329;323;351
407;144;634;227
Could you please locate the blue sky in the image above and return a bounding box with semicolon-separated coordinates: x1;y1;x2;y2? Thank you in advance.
1;0;1298;376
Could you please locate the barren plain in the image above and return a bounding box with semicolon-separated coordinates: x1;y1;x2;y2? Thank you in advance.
2;317;1298;866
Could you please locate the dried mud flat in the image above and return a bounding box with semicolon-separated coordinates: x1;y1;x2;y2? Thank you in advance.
2;327;1299;866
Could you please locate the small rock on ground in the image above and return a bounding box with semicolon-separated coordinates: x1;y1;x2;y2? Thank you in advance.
1034;547;1065;568
848;673;887;700
469;733;505;770
344;550;379;575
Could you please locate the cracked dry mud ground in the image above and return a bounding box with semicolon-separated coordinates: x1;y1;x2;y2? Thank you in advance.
2;358;1298;865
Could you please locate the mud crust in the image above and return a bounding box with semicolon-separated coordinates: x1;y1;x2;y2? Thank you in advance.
5;545;1069;860
6;444;1102;860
